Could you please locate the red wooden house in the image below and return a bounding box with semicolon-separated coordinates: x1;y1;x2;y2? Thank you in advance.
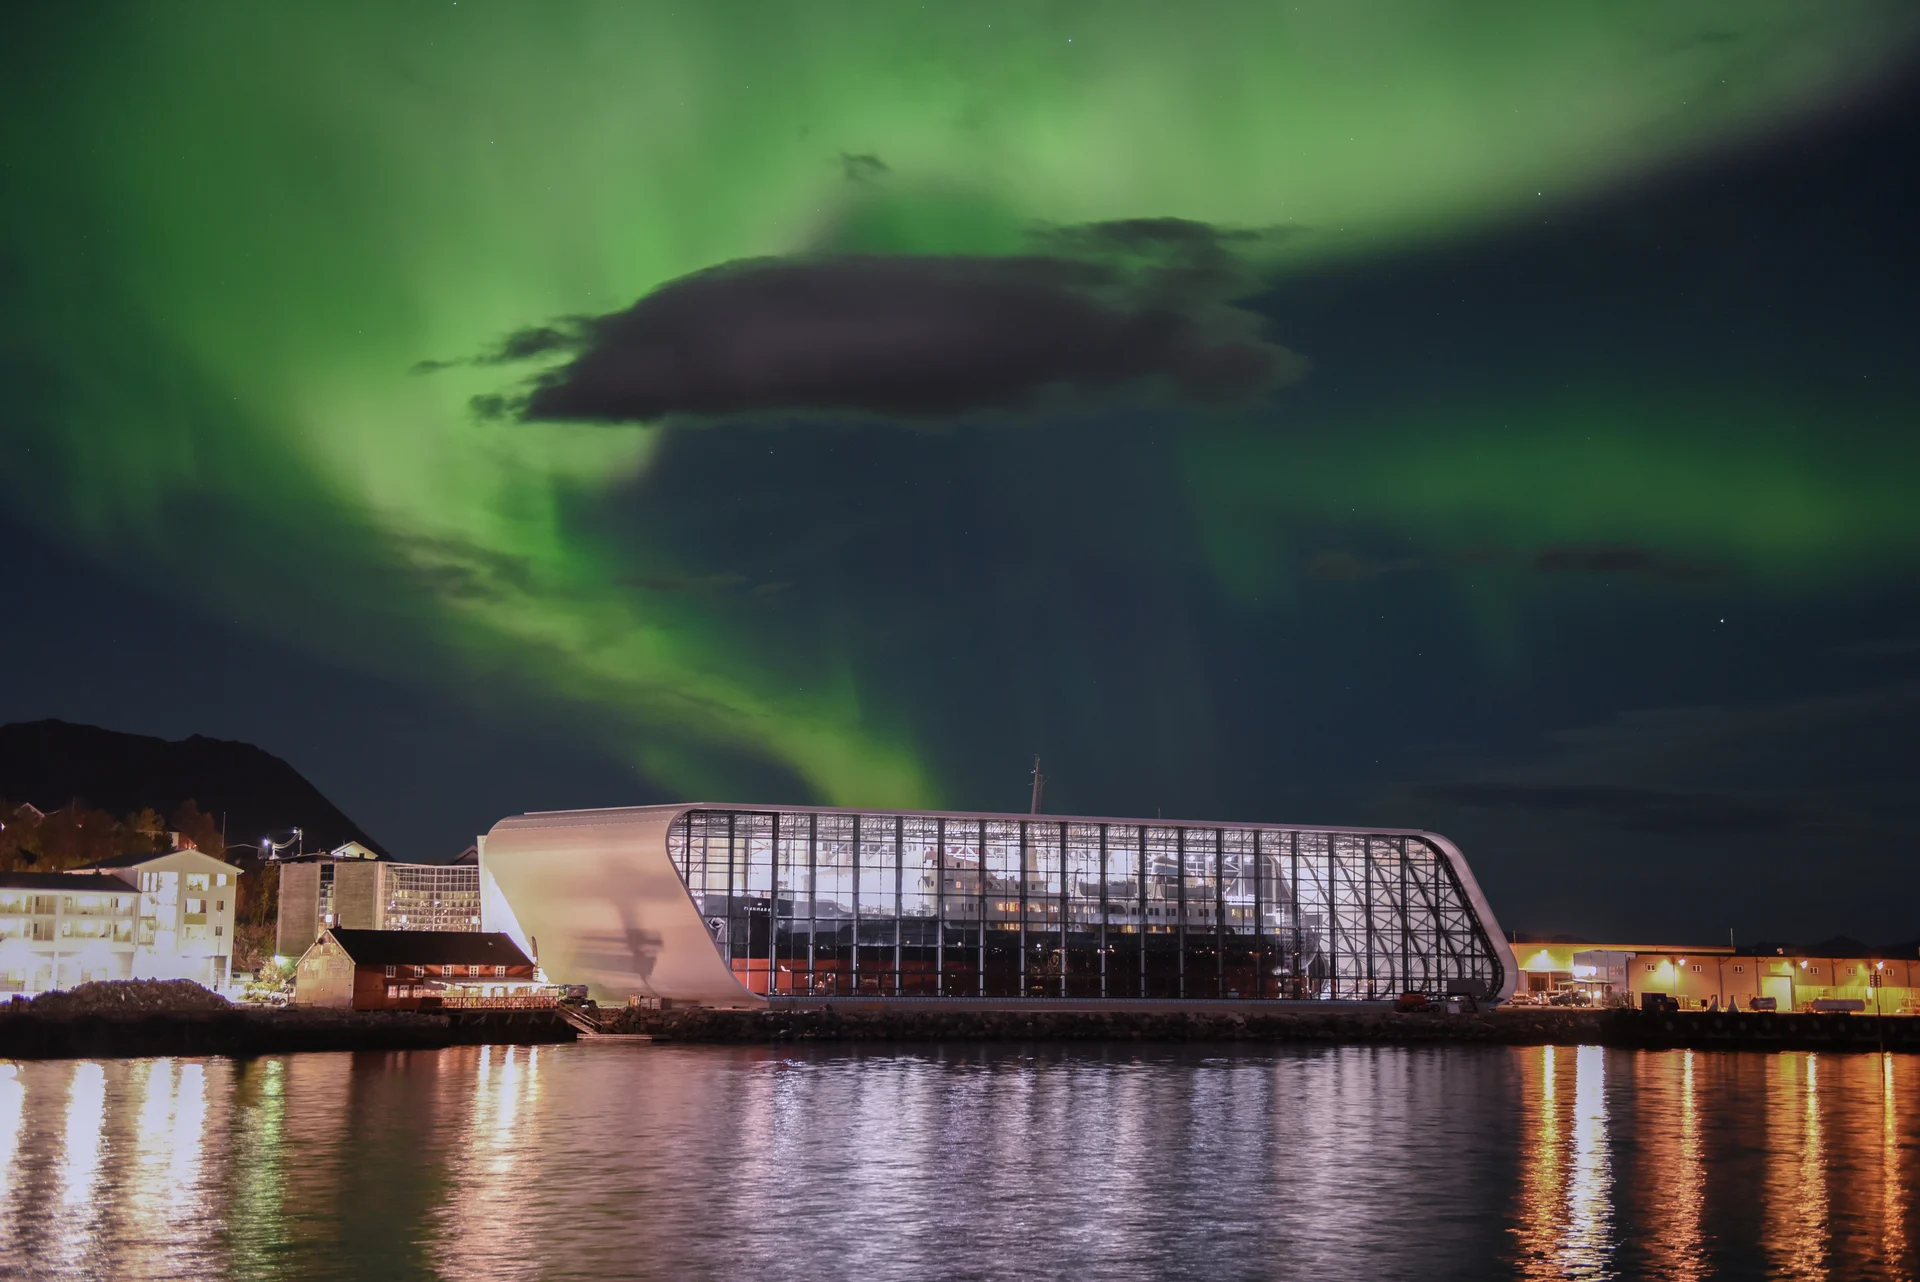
293;928;544;1011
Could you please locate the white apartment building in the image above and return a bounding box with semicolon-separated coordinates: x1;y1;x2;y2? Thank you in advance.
0;847;239;994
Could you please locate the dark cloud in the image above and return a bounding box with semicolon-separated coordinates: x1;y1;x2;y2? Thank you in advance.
1034;216;1297;264
482;324;580;364
485;249;1304;425
839;153;889;184
1306;551;1422;582
617;572;749;594
1531;544;1726;583
413;324;585;378
1303;543;1725;586
617;571;792;600
1417;781;1817;836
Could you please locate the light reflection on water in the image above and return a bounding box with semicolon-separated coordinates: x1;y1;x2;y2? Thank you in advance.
0;1044;1916;1280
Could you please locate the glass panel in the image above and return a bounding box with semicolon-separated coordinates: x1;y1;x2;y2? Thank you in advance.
665;809;1505;1005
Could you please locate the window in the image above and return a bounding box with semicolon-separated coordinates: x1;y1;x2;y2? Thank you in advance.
186;898;204;914
1809;966;1820;975
214;925;223;936
468;964;482;977
1691;964;1703;973
216;874;229;887
386;965;396;977
493;965;506;977
186;873;210;892
1733;965;1745;974
215;900;224;911
1645;963;1657;973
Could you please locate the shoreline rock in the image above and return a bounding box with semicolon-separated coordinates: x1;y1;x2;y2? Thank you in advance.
602;1005;1920;1053
0;1005;576;1060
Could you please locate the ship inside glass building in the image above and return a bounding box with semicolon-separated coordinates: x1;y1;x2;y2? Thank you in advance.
479;805;1517;1008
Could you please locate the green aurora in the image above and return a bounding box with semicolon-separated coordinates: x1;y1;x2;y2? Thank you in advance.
3;3;1917;810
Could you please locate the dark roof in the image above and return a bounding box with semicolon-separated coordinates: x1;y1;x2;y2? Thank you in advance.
322;929;532;968
71;847;240;872
70;850;171;869
0;871;135;892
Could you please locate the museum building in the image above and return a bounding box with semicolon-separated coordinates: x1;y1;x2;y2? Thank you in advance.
479;804;1517;1008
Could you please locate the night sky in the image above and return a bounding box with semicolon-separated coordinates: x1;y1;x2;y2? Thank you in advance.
3;4;1916;944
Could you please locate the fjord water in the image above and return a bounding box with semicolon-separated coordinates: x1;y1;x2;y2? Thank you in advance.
0;1042;1914;1280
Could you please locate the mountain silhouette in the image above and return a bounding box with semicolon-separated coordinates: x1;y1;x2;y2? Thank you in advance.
0;719;386;857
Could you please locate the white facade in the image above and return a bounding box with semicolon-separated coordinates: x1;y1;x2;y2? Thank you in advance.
0;849;239;995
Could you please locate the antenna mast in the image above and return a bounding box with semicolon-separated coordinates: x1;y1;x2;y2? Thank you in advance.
1029;756;1048;815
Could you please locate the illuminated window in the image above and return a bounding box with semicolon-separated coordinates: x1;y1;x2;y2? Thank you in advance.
186;874;209;892
468;964;482;977
493;965;506;977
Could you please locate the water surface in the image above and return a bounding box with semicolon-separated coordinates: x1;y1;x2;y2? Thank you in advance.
0;1042;1914;1280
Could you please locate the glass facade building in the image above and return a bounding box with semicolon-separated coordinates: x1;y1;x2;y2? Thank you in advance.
480;804;1513;1007
664;808;1510;1002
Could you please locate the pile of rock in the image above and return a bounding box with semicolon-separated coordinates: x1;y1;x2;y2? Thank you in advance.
20;979;231;1017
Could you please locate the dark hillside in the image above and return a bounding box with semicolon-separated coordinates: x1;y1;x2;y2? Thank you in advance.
0;719;385;856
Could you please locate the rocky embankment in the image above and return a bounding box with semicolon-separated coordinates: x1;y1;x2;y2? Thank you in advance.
0;980;575;1060
601;1004;1613;1045
600;1004;1920;1052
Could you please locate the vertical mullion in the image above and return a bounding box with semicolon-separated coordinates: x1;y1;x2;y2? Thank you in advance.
1098;824;1109;999
1215;828;1226;999
1364;837;1376;999
1325;835;1337;1000
1018;821;1029;998
1253;829;1264;1000
851;813;861;993
770;811;781;996
807;812;817;994
936;817;946;998
1399;838;1411;995
1290;831;1301;998
893;816;904;996
1137;826;1148;995
1059;820;1069;998
977;820;987;998
726;811;737;983
1176;827;1187;1000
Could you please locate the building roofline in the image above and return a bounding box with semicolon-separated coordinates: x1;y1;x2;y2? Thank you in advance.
499;800;1468;843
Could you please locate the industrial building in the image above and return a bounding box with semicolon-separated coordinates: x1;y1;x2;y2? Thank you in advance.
275;847;481;957
1511;939;1920;1013
0;845;239;993
480;804;1517;1008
